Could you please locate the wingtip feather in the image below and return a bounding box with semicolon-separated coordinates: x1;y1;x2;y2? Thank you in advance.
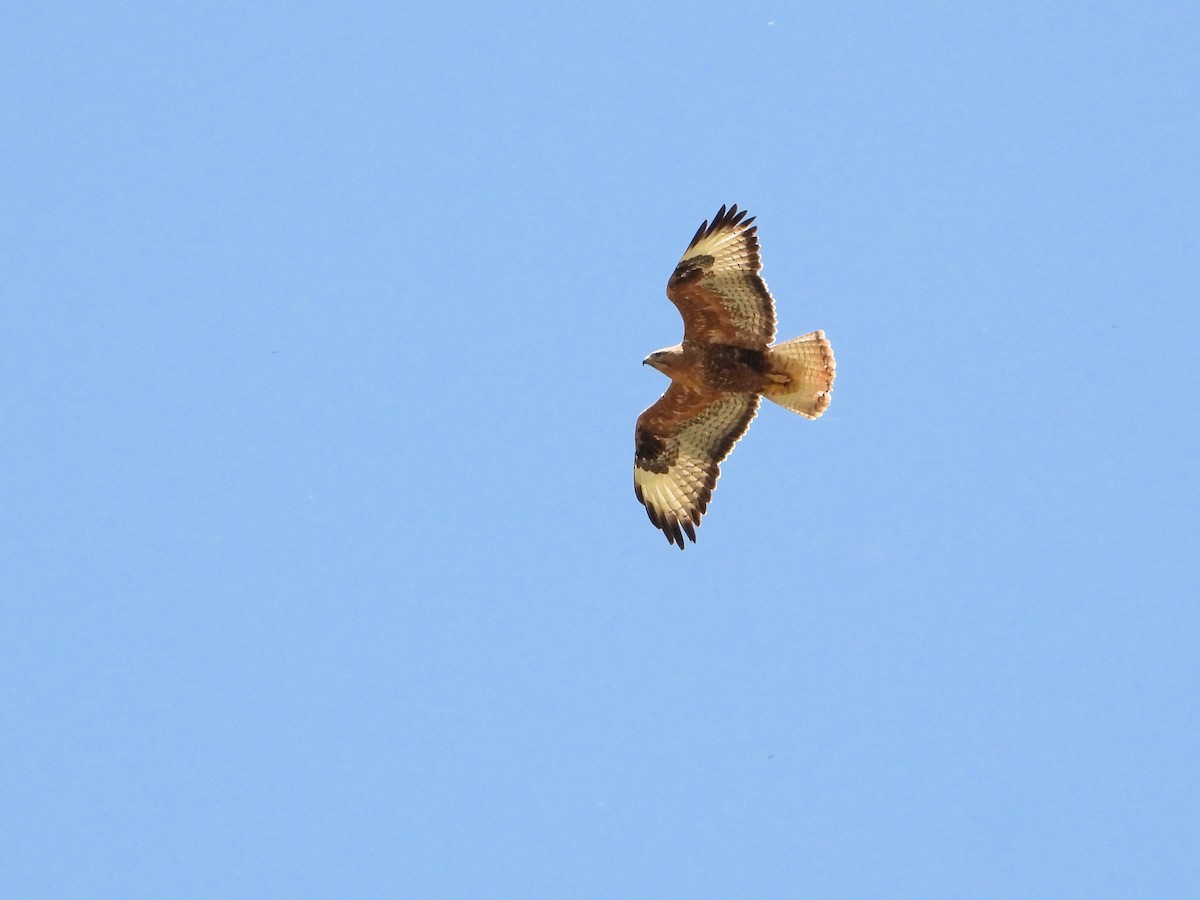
684;203;758;253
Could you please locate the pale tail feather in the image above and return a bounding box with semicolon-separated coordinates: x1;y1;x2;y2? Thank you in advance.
763;330;835;418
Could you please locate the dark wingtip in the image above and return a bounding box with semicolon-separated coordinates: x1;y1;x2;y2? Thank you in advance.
650;513;698;549
688;204;754;250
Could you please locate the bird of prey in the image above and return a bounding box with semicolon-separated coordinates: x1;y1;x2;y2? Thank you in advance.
634;204;835;548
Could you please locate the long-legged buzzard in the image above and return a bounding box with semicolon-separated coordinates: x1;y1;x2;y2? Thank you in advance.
634;205;835;548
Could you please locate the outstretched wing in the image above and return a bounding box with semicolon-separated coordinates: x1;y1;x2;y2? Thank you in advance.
633;384;760;548
666;204;776;348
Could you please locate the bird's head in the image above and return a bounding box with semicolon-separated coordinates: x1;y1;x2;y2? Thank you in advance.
643;344;683;375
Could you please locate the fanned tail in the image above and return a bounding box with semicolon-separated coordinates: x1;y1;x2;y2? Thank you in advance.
763;330;835;418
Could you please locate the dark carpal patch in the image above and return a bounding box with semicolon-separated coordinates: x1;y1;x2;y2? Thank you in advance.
668;255;714;288
634;428;670;472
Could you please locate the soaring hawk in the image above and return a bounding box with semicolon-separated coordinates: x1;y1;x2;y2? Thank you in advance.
634;204;835;548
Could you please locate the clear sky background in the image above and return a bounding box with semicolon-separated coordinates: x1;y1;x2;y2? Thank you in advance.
3;2;1198;897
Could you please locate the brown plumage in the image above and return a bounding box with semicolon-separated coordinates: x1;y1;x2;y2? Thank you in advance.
634;204;835;548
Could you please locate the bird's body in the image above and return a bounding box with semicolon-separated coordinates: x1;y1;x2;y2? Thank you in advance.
643;341;773;393
634;205;835;548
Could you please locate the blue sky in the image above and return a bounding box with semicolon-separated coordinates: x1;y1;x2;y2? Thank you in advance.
3;1;1198;896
